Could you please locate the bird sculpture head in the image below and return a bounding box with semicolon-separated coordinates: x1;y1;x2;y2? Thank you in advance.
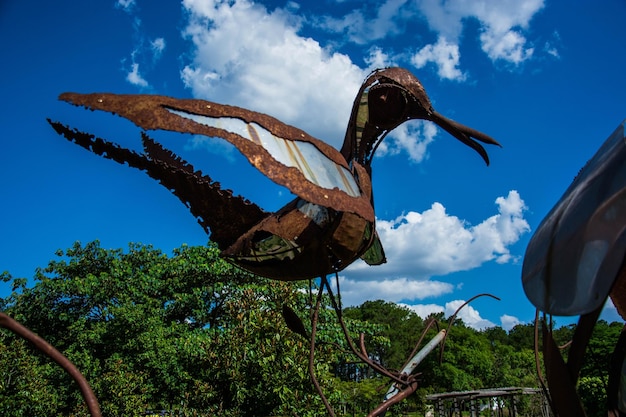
49;67;500;281
341;68;499;168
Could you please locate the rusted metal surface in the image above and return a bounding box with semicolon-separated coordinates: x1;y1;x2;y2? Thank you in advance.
425;387;550;417
341;67;499;167
0;313;102;417
40;67;501;415
50;67;499;281
57;92;374;223
48;123;266;249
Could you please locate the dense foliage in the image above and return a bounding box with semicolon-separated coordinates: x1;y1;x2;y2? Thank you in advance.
0;241;623;416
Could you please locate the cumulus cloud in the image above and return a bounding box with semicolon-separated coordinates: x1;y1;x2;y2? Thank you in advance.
337;277;454;307
480;30;533;64
445;299;496;330
176;0;546;157
414;0;544;73
400;300;497;330
335;191;529;323
180;0;367;146
318;0;545;76
500;314;521;331
364;47;393;71
375;120;438;163
411;36;466;81
346;190;529;279
126;63;149;87
400;303;445;319
319;0;410;45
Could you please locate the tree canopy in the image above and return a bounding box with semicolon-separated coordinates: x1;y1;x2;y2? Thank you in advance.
0;241;623;416
0;242;344;416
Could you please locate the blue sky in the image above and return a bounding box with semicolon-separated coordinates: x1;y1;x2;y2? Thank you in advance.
1;0;625;330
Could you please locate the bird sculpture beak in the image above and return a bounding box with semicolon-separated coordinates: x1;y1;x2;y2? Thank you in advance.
428;111;502;166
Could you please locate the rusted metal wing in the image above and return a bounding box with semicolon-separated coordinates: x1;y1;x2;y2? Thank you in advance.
48;121;267;250
58;92;375;222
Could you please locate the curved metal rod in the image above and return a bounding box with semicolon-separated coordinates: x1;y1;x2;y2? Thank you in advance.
533;309;553;410
322;276;407;385
308;281;336;417
359;333;370;361
366;380;419;417
0;312;102;417
439;293;500;362
400;317;440;371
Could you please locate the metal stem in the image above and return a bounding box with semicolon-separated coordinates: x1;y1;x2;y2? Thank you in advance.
0;313;102;417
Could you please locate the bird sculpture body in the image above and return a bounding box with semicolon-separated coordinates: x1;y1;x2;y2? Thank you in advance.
49;67;500;281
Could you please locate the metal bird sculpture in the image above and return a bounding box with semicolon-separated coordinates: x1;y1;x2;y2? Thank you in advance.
48;67;500;282
41;67;503;417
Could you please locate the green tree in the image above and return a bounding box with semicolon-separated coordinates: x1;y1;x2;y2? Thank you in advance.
0;334;62;416
343;300;424;372
578;375;607;417
507;322;536;350
0;241;347;416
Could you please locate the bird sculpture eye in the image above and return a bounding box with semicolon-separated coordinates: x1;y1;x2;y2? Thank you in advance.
368;84;409;129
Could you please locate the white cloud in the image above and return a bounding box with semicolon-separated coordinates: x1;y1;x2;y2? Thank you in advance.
117;4;166;88
176;0;547;158
116;0;135;12
375;120;438;163
480;30;533;64
337;276;454;307
544;43;559;58
445;299;496;330
500;314;521;331
336;191;529;325
318;0;545;74
346;190;529;279
415;0;544;67
400;300;498;330
180;0;367;146
151;37;166;59
364;47;393;71
400;303;445;318
411;36;466;81
126;63;149;87
543;31;562;59
319;0;410;45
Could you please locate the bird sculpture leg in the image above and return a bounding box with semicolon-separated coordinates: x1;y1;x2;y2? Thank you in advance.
308;279;336;417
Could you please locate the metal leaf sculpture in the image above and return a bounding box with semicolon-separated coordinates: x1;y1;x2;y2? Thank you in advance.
38;67;500;416
521;120;626;417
